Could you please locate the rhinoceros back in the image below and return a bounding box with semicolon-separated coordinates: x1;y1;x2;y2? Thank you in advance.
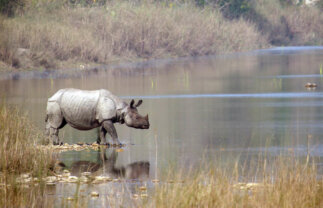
56;89;117;130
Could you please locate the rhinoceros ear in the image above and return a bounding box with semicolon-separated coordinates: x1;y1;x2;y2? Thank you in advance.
135;100;143;107
130;99;135;108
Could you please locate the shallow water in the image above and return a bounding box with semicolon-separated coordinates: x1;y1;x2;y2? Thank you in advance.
1;46;323;205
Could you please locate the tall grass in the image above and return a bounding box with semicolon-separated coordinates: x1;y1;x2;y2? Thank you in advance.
150;157;323;207
0;1;268;71
0;103;56;207
0;103;55;175
0;0;322;71
250;0;323;45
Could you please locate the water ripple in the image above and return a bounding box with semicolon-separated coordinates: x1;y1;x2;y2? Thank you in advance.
122;92;323;99
275;74;322;79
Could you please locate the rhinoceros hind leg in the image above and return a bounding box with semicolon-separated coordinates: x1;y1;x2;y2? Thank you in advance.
49;127;60;145
46;102;65;145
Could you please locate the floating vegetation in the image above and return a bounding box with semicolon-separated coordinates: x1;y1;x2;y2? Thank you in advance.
92;176;113;184
81;172;92;177
79;176;90;183
305;82;317;89
113;178;121;183
139;186;147;191
67;197;74;201
233;182;265;190
67;176;79;183
37;142;126;153
62;170;71;178
132;194;139;199
12;171;126;186
90;191;100;197
45;176;57;184
140;193;148;198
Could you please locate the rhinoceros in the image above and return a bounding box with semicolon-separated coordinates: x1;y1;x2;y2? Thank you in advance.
45;88;149;145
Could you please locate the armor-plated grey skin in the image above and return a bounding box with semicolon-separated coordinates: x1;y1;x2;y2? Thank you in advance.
45;88;149;145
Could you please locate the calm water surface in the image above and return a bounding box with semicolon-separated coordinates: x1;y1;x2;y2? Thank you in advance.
1;46;323;206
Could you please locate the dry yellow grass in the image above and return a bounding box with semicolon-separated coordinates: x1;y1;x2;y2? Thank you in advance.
0;103;56;207
0;0;322;71
252;0;323;45
150;158;323;207
0;1;268;71
0;104;55;175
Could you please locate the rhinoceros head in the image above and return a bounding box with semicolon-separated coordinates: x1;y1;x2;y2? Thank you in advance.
124;99;149;129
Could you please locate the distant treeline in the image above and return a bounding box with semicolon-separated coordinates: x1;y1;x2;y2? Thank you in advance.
0;0;322;71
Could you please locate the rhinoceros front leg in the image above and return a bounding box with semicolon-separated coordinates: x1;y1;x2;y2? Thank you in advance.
98;126;108;145
100;120;121;146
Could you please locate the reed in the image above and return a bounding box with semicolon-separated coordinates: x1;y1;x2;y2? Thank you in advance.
0;103;55;175
149;156;323;207
0;103;56;207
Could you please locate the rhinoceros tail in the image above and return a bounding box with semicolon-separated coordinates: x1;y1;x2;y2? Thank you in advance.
45;114;48;122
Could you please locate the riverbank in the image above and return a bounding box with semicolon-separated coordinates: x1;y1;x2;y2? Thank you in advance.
0;0;322;72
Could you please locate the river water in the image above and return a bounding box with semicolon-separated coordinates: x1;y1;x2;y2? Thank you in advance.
1;46;323;206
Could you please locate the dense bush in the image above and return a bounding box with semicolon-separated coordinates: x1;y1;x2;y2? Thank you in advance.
69;0;107;6
194;0;252;19
0;0;25;16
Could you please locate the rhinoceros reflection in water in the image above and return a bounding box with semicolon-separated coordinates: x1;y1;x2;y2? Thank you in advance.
64;148;149;179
